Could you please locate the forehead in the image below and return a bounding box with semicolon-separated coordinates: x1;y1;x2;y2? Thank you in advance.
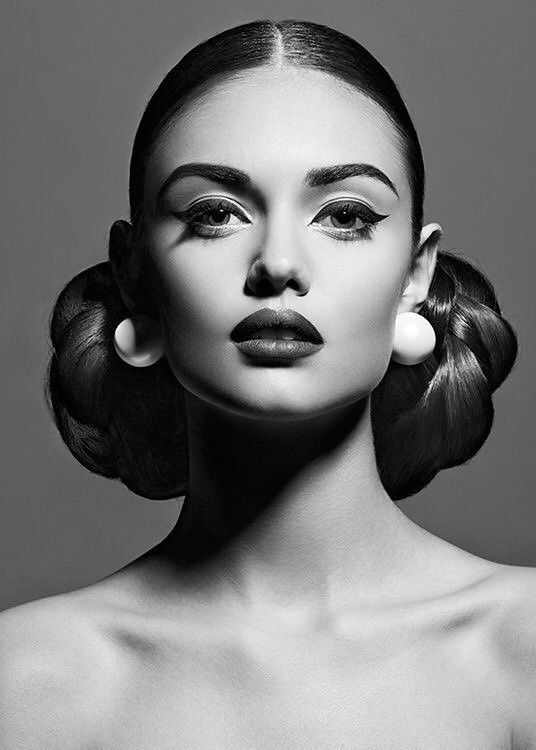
147;67;408;201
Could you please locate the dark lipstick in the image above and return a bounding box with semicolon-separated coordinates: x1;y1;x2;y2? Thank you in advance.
230;308;324;360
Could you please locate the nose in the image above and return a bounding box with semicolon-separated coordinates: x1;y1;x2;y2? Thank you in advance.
245;217;310;297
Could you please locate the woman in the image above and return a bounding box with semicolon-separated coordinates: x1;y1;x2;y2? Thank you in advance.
1;17;534;749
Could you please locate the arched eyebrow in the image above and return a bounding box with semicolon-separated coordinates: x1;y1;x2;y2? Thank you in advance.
306;163;398;197
156;162;399;204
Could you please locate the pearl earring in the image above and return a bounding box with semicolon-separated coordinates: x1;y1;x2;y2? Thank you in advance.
391;312;436;365
113;314;164;367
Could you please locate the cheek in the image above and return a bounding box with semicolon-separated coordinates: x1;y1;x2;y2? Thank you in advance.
146;227;410;404
147;231;229;337
322;249;407;387
148;251;236;388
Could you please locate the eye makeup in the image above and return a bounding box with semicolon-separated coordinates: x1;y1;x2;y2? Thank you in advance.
173;198;388;241
313;200;388;242
173;199;247;238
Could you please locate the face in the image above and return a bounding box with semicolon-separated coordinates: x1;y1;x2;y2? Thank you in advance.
129;67;434;420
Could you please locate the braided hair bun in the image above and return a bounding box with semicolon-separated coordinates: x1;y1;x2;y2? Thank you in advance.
372;250;518;500
45;262;188;500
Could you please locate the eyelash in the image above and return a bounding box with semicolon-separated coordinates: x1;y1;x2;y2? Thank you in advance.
173;199;388;241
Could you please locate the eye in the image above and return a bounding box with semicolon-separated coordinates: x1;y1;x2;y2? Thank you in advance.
173;198;249;238
312;200;388;241
173;197;389;242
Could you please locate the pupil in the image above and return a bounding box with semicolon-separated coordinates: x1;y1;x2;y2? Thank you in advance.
334;209;354;228
209;207;228;224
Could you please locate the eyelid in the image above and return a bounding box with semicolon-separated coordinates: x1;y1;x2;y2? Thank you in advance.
174;196;388;229
314;194;387;213
312;199;388;223
184;196;251;219
315;196;375;212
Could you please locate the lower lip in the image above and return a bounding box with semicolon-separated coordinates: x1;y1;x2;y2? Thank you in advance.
234;339;324;359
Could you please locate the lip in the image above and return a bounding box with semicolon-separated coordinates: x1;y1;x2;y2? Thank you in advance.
234;339;323;360
230;308;324;346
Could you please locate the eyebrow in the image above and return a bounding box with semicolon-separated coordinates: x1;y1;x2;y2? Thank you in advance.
156;161;399;203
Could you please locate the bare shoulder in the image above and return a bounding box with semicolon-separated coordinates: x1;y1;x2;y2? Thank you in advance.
484;564;536;748
487;563;536;653
0;591;118;749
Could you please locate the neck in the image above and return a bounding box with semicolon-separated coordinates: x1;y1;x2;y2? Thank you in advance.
153;391;425;622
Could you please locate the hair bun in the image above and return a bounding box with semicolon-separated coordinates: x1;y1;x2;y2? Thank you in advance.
372;250;518;501
45;262;188;500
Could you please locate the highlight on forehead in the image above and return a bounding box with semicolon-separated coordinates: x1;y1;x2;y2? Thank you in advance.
128;22;424;243
150;65;408;188
156;65;400;138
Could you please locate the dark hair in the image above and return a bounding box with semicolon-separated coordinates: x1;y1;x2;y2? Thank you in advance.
44;18;518;501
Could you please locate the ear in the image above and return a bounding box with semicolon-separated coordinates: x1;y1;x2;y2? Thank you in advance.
397;222;442;314
109;219;156;315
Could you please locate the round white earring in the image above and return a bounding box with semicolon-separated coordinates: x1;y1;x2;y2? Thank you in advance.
113;314;164;367
391;312;436;365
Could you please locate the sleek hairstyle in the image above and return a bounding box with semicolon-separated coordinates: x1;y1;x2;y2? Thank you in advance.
44;19;518;501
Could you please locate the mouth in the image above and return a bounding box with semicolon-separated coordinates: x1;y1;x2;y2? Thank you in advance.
246;327;312;341
230;308;324;344
230;308;324;361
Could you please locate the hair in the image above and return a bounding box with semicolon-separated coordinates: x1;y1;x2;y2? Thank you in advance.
44;18;518;502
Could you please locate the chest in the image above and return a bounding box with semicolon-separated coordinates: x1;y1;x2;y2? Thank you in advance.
93;623;515;749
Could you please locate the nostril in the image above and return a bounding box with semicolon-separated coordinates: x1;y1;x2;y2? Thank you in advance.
257;277;275;296
252;276;304;296
245;259;310;297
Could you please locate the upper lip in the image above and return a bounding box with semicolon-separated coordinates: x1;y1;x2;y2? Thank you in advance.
231;308;324;344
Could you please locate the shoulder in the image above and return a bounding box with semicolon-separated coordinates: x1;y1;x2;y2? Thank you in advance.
484;564;536;747
488;564;536;663
0;591;117;748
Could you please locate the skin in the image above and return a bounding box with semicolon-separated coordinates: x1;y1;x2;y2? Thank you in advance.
1;66;536;749
137;66;442;616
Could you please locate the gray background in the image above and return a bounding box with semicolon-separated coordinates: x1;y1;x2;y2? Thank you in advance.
1;0;534;612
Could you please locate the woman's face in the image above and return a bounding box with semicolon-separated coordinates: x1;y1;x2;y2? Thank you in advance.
137;67;435;419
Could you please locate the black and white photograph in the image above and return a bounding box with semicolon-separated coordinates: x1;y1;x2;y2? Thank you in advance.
1;1;535;747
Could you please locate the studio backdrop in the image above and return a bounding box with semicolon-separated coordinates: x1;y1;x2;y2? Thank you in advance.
1;0;534;611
